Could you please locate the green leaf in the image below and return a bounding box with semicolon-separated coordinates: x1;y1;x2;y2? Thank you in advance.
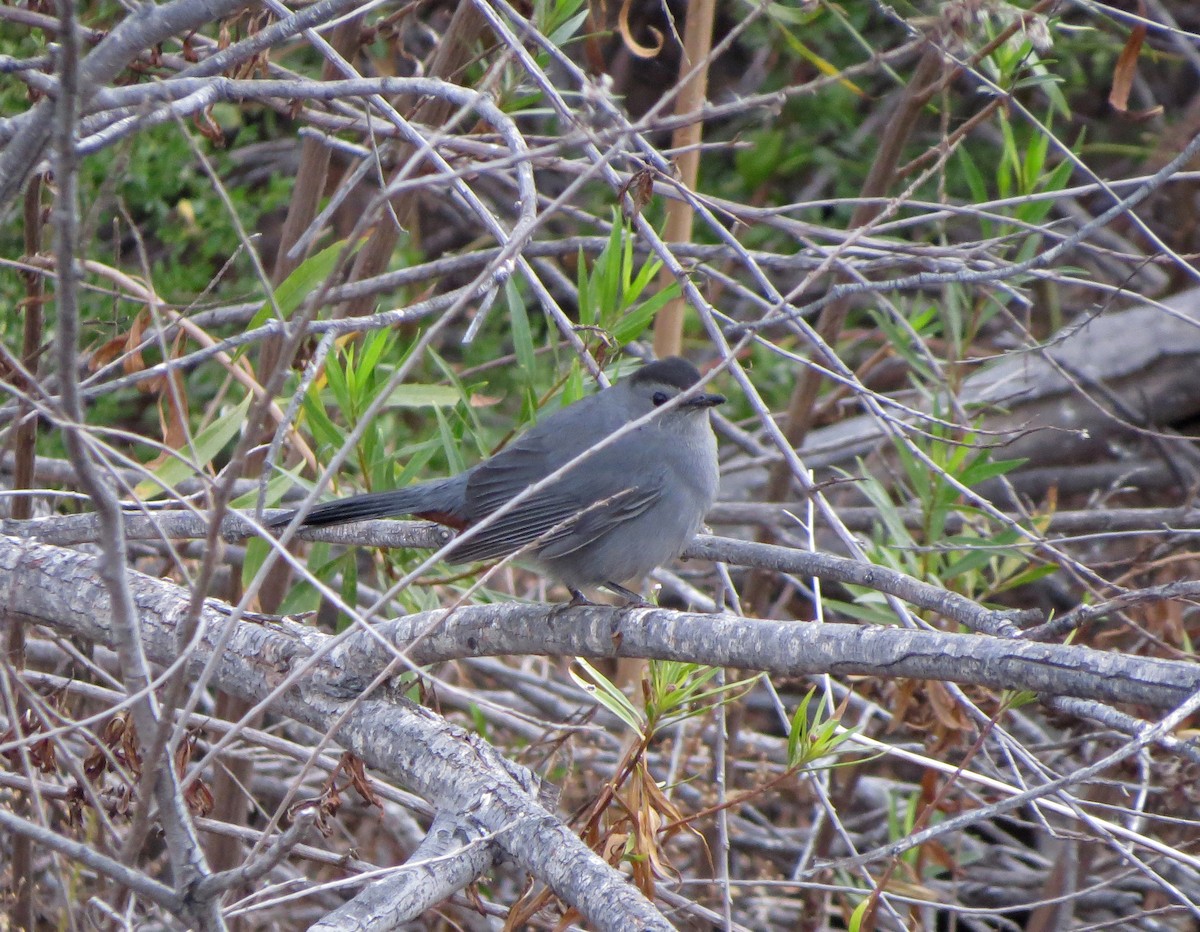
467;702;489;738
735;129;785;190
940;545;997;582
956;144;989;202
547;8;589;47
786;687;857;770
852;468;915;551
1001;688;1039;709
323;351;351;417
824;597;903;626
248;238;355;330
383;384;463;408
1019;159;1074;226
357;328;389;383
393;441;441;489
955;147;991;237
1023;125;1050;193
273;542;335;613
136;394;252;499
597;219;624;323
427;350;488;459
786;688;816;765
570;659;645;736
561;360;585;405
241;537;271;593
435;408;466;475
612;283;679;345
990;561;1058;593
959;456;1026;487
848;897;870;932
625;251;663;307
577;245;595;326
866;304;938;382
301;389;344;451
763;0;820;26
506;279;537;377
998;114;1019;200
231;468;303;510
643;662;759;731
892;438;929;502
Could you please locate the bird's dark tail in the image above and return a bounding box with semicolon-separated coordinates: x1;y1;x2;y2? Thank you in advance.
268;475;468;530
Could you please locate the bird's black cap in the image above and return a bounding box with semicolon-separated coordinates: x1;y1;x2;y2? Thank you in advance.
631;356;703;391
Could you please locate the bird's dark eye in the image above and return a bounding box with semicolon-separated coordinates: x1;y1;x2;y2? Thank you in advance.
652;391;670;406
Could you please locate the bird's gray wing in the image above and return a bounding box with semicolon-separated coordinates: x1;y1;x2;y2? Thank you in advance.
447;482;663;564
452;412;665;563
532;483;662;560
462;392;625;515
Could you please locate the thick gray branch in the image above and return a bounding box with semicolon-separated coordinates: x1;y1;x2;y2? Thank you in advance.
329;602;1200;711
312;811;496;931
0;536;671;932
2;515;1033;634
686;535;1035;635
0;511;450;550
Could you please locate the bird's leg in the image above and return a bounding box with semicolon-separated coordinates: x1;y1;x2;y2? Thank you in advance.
603;581;652;608
565;588;597;607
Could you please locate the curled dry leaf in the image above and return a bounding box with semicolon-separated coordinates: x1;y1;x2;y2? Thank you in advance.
1108;1;1163;120
619;0;665;59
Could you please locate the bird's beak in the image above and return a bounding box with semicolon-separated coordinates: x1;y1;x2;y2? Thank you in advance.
684;392;726;409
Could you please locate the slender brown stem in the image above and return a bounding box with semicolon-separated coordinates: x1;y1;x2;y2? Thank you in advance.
652;0;717;360
5;166;46;932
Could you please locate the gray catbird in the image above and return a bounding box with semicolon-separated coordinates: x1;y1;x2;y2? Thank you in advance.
270;356;725;603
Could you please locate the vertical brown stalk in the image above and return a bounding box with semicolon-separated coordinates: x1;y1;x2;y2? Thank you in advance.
5;172;45;932
652;0;717;360
619;0;718;692
340;3;487;319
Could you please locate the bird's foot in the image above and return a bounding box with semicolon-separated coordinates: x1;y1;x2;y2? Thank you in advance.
548;589;597;618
